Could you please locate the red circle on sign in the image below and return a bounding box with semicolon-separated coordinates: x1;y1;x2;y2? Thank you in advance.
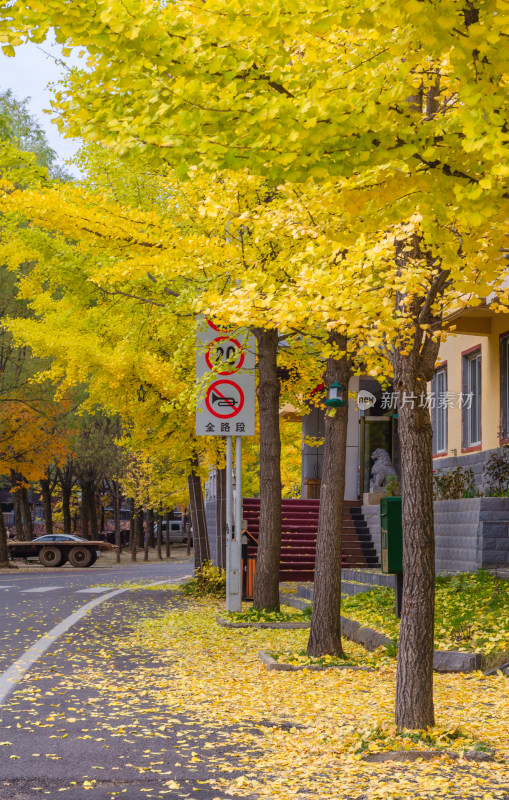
205;380;245;419
207;319;233;334
205;337;245;375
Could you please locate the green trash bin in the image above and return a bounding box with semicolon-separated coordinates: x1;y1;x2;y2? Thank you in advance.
380;497;403;574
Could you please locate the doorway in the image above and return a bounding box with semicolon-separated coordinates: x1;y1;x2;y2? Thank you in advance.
359;415;395;497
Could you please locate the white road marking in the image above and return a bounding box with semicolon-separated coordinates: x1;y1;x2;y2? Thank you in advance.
0;586;15;590
0;578;186;705
75;587;114;594
21;586;61;593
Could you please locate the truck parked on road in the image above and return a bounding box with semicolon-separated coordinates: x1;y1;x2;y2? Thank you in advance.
8;534;116;568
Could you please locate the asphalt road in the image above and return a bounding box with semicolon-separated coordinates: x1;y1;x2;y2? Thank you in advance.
0;560;194;676
0;559;254;799
0;584;252;799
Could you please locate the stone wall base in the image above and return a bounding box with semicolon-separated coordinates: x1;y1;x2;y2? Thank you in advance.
362;497;509;572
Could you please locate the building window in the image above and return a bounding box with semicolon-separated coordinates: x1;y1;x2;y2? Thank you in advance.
500;334;509;441
431;367;447;454
463;349;481;448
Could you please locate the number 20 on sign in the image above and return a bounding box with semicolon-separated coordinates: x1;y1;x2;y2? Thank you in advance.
196;319;255;437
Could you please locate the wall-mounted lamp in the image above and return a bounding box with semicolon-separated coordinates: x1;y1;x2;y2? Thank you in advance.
137;383;147;403
325;381;346;408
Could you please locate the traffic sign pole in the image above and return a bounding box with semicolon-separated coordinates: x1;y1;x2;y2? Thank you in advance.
196;318;253;612
235;436;242;545
231;435;243;610
225;435;231;608
225;436;240;611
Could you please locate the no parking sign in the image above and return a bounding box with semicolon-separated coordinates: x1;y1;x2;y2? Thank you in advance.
196;319;255;436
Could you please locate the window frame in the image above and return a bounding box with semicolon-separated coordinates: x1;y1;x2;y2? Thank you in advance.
500;332;509;444
431;365;448;456
462;346;482;451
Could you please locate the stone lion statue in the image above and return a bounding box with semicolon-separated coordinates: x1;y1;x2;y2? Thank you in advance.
370;448;398;492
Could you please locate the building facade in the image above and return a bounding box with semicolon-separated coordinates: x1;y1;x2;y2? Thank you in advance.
429;305;508;491
296;306;509;500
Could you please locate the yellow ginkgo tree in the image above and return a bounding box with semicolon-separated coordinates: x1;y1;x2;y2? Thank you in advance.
200;170;508;730
0;157;327;588
1;159;334;610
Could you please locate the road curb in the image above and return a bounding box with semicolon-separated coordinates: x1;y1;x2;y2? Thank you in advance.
258;650;374;672
216;615;309;630
280;590;483;673
362;749;495;763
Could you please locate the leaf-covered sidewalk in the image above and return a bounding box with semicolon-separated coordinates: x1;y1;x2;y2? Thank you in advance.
1;586;508;799
125;592;509;800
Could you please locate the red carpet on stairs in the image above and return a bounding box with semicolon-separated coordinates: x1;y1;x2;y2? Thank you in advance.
243;498;379;582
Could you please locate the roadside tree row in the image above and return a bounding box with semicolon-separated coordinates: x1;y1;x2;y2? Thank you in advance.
1;0;508;730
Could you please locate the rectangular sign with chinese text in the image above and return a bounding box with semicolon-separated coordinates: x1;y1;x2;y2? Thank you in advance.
196;319;255;436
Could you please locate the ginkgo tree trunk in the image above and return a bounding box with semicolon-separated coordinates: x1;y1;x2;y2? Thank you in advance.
389;235;448;730
20;483;34;541
40;472;56;536
307;332;352;656
10;472;24;540
188;453;210;571
0;510;10;568
392;344;438;730
56;463;75;535
252;327;282;613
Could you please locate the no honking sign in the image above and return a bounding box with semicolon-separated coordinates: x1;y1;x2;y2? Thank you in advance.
205;380;245;419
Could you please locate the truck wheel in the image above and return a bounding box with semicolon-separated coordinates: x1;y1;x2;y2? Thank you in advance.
68;546;93;568
39;546;63;567
89;551;97;566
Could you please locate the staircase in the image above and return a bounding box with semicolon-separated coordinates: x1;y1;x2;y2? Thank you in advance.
243;498;379;582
